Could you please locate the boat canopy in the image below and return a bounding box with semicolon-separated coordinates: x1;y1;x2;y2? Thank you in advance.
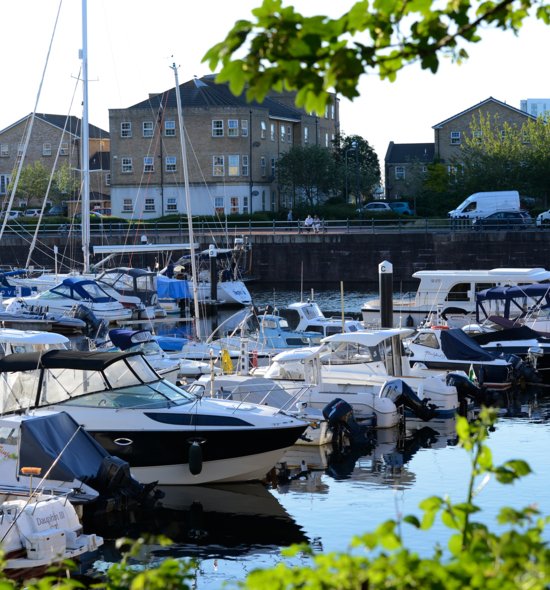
109;329;153;350
51;278;118;303
322;329;414;347
476;283;550;322
156;274;191;299
439;329;497;362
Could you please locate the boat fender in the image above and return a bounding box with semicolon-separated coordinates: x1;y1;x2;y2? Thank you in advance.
188;438;204;475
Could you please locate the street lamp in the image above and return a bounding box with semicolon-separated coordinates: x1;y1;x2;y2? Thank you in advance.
344;141;357;204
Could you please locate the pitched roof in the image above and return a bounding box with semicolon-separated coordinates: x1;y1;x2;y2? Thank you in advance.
127;74;303;122
0;113;109;139
432;96;536;128
385;142;435;164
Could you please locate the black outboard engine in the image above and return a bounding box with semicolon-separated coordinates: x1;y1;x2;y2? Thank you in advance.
74;304;108;340
445;372;488;409
500;352;542;385
380;379;437;422
322;398;373;445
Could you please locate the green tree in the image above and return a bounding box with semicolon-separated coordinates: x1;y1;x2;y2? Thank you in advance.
277;144;338;208
204;0;550;115
53;163;79;203
333;133;381;205
8;161;50;204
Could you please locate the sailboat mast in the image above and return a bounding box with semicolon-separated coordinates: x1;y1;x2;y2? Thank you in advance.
171;63;202;339
81;0;90;273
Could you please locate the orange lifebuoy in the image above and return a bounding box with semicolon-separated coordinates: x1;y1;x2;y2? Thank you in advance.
431;325;449;329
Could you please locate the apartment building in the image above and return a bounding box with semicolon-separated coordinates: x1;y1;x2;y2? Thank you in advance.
108;74;339;219
0;114;110;210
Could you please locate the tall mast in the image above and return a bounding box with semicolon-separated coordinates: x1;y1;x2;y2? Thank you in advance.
171;62;201;339
81;0;90;273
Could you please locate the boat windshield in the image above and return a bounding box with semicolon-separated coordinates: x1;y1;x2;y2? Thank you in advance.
321;341;381;365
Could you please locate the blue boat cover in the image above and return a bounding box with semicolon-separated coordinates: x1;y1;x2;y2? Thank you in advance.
157;274;191;299
440;328;496;361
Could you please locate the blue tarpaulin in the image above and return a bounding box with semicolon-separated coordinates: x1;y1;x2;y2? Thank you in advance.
157;274;191;299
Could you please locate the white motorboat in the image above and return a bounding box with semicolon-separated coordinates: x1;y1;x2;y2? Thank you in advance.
3;277;134;323
361;267;550;328
0;349;308;485
0;327;70;355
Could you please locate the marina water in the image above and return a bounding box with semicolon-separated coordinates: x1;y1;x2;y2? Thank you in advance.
89;284;550;589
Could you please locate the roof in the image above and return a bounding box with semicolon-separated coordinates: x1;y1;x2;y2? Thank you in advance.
433;97;536;129
0;349;140;373
0;113;109;139
322;329;414;346
127;75;303;122
385;142;435;164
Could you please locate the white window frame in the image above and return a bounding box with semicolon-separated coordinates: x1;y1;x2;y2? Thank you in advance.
214;196;224;215
143;156;154;173
325;132;329;147
242;195;249;214
165;156;176;172
270;123;275;141
165;120;176;136
260;156;266;177
230;196;239;214
166;197;177;212
228;155;240;176
395;166;405;180
0;174;10;195
122;199;133;213
143;121;154;137
280;125;286;142
144;198;155;212
270;157;276;177
241;120;249;137
121;157;133;173
59;142;69;156
0;144;8;157
241;155;249;176
286;125;292;144
260;121;267;139
121;122;132;138
213;155;224;176
228;119;239;137
212;120;224;137
105;173;111;186
450;131;461;145
42;143;52;156
304;127;309;144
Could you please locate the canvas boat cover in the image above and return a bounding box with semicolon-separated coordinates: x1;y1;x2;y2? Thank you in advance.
440;328;498;362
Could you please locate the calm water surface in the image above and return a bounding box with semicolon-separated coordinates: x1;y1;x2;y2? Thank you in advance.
89;285;550;588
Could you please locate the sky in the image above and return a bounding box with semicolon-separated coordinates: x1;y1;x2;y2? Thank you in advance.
2;0;548;167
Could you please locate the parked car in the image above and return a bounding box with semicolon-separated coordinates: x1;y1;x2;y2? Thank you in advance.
389;201;415;215
0;210;21;220
24;208;42;217
536;210;550;227
47;205;68;216
356;202;393;215
472;210;533;230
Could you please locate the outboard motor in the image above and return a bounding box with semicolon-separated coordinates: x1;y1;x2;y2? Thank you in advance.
74;304;108;340
322;398;373;445
380;379;437;422
500;352;542;385
445;372;488;409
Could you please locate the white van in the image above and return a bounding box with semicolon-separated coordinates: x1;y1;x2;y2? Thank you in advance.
448;190;520;220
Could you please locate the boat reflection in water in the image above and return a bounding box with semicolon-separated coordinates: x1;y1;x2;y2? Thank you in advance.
86;482;307;564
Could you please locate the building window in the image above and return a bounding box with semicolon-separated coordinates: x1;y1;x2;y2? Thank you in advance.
228;155;239;176
324;105;329;118
280;125;286;142
450;131;461;145
270;157;276;177
0;174;10;195
143;156;154;173
325;132;329;147
122;199;133;213
260;156;266;177
304;127;309;144
121;122;132;138
105;173;111;186
42;143;52;156
287;126;292;144
143;121;154;137
212;120;224;137
331;104;335;119
473;130;482;142
214;196;224;215
165;156;176;172
260;121;266;139
165;120;176;136
241;120;249;137
121;157;133;173
213;155;224;176
0;144;8;157
59;142;69;156
230;196;239;214
228;119;239;137
144;198;155;212
270;123;275;141
166;197;177;212
242;195;249;213
241;155;249;176
395;166;405;180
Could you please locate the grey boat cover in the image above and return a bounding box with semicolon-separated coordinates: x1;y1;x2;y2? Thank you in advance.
19;411;110;483
440;328;498;362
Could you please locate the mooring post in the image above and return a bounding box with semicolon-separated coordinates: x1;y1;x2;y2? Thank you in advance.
209;244;218;303
379;260;393;328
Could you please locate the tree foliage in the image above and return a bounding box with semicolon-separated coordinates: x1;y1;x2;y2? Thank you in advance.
204;0;550;115
7;162;78;207
277;144;338;208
